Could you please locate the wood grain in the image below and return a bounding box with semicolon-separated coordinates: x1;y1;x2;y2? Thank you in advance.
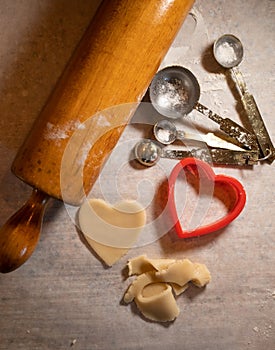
11;0;194;205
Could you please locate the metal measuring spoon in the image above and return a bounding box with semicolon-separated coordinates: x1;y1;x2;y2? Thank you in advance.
213;34;274;163
149;66;256;150
134;139;259;167
153;119;244;151
153;119;180;145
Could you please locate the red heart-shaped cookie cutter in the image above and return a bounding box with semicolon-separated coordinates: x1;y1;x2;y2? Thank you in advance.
168;158;246;238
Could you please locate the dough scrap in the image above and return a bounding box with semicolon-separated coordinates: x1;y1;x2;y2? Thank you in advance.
136;283;180;322
78;199;146;266
127;255;176;275
124;255;211;322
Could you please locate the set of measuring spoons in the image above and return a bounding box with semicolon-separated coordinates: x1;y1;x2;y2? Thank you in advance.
135;34;274;167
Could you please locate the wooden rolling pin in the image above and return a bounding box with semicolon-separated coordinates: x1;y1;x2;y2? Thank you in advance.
0;0;194;273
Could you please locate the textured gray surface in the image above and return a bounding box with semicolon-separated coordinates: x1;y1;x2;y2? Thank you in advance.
0;1;274;349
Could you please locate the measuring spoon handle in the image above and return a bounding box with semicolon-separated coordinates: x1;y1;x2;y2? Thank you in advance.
240;92;274;163
195;102;257;150
0;189;49;273
178;131;244;151
230;66;274;162
161;147;259;166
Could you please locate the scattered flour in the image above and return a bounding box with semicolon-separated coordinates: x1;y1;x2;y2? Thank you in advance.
44;119;85;141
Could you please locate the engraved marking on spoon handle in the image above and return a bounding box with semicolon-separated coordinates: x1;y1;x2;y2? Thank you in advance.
209;148;259;166
195;103;223;124
161;149;192;160
161;147;258;166
230;67;274;163
241;92;274;163
230;66;247;95
195;102;257;150
161;148;221;164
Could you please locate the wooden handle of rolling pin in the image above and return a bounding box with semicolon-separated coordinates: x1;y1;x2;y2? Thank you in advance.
0;0;194;273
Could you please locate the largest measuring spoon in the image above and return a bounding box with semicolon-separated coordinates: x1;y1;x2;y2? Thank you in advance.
213;34;274;163
149;66;256;150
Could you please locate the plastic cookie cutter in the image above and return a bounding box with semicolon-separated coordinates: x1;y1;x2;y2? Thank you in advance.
168;158;246;238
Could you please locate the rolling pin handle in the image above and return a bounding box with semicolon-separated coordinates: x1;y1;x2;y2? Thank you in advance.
0;189;49;273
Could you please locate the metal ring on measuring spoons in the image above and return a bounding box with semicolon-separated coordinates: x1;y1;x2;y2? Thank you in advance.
257;148;273;162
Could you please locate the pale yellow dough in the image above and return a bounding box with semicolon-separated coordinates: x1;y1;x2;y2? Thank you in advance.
78;199;146;266
127;254;176;275
124;255;211;322
83;236;130;267
136;283;180;322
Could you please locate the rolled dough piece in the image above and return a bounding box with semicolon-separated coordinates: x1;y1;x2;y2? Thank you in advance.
127;255;190;296
78;198;146;266
83;236;129;267
136;283;180;322
124;256;211;322
127;255;177;275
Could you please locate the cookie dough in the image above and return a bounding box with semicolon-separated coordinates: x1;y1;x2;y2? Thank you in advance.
124;255;211;322
127;254;176;275
78;199;146;266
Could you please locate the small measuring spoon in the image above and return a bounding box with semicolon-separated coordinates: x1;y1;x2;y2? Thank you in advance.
149;66;256;150
134;139;259;167
213;34;274;163
153;119;244;151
